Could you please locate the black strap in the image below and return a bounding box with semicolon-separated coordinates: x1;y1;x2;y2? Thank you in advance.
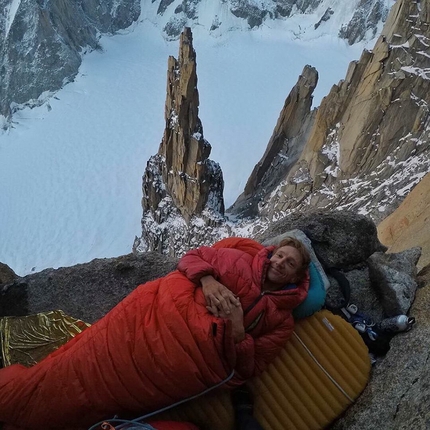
325;267;351;309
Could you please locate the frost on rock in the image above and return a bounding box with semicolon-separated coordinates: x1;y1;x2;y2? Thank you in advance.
291;166;312;184
321;129;341;178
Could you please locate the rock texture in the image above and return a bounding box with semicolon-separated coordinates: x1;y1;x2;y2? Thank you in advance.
0;253;177;324
330;281;430;430
230;0;430;224
154;0;391;43
230;65;318;218
1;211;428;430
0;0;140;118
338;0;389;44
367;248;421;317
0;1;392;120
0;263;17;285
256;210;388;268
378;172;430;270
134;27;226;256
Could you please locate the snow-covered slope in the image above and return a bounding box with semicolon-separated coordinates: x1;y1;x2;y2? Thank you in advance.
0;0;391;275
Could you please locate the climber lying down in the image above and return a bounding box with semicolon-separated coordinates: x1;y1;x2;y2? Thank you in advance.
0;236;310;430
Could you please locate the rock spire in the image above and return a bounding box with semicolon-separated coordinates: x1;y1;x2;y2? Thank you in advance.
135;27;225;255
230;65;318;217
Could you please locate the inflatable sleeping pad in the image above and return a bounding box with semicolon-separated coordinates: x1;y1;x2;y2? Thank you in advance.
150;309;371;430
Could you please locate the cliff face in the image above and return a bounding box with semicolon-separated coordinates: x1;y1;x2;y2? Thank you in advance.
0;0;140;117
2;210;429;430
135;0;430;259
230;0;430;224
378;172;430;270
0;0;392;121
153;0;392;44
229;65;318;217
134;28;225;256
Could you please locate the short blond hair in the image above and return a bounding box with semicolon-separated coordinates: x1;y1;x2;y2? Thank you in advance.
277;237;311;281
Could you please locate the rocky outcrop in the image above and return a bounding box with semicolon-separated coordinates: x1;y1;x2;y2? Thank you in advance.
0;1;393;122
134;27;225;256
256;210;388;268
0;0;140;118
338;0;390;44
0;263;17;285
229;65;318;217
1;210;428;430
233;0;430;224
155;27;224;222
0;252;177;324
330;275;430;430
378;172;430;270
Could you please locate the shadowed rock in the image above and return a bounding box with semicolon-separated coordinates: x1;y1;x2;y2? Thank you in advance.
0;253;177;324
229;65;318;217
368;248;421;316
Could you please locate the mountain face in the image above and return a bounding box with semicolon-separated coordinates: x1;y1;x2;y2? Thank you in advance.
0;0;140;118
230;0;430;225
378;173;430;271
148;0;392;44
134;0;430;262
0;0;392;120
231;64;319;218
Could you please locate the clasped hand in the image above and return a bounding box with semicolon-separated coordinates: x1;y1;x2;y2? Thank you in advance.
200;275;241;317
200;275;245;343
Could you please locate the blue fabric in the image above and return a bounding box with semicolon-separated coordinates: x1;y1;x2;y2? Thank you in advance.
293;261;326;319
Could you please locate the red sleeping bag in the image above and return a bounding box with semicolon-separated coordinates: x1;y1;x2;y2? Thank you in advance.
0;272;236;430
0;237;308;430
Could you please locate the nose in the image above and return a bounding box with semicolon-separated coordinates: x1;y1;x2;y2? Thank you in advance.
275;255;288;265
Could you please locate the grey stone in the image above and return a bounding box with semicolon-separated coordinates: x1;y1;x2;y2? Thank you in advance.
230;2;267;28
157;0;176;15
368;248;421;316
0;262;17;285
330;282;430;430
257;210;387;268
0;0;140;117
0;253;177;324
325;265;385;324
338;0;390;44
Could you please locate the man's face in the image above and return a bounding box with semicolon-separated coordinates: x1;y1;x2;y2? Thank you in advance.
266;245;303;286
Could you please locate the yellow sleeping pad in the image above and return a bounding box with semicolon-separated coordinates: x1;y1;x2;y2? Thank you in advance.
153;309;371;430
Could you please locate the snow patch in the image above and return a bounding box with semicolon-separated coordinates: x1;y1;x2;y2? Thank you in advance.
5;0;21;38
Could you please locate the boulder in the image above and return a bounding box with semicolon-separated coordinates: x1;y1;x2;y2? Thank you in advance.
0;253;177;324
256;210;387;268
368;248;421;316
330;278;430;430
0;262;17;285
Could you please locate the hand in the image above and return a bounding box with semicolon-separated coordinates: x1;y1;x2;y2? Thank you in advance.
200;275;241;317
219;304;245;344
